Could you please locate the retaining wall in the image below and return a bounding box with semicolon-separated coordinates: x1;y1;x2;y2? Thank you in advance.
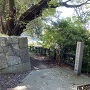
0;36;30;73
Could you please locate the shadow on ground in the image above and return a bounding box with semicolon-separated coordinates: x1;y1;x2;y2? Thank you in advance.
30;55;56;70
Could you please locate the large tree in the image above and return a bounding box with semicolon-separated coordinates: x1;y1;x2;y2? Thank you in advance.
0;0;90;36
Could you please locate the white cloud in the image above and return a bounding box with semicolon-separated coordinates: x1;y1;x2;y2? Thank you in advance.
56;7;74;18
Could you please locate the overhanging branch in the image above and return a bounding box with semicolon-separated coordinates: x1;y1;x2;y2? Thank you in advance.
49;0;89;8
19;0;51;22
13;0;90;36
13;0;51;35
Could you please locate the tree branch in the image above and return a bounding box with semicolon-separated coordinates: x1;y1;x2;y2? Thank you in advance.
13;0;90;36
13;0;51;35
49;0;89;8
19;0;51;22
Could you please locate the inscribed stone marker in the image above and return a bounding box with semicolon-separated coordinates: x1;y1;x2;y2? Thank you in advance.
74;42;84;75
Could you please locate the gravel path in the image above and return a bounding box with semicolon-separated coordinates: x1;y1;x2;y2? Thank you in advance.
30;56;56;70
0;72;30;90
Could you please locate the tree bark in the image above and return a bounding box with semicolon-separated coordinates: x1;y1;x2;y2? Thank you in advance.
2;0;16;35
0;16;5;33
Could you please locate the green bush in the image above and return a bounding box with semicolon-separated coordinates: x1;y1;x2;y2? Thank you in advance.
82;38;90;73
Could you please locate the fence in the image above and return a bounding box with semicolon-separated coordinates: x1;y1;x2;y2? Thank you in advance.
29;46;50;56
62;53;75;66
29;45;76;66
61;45;76;66
29;46;55;61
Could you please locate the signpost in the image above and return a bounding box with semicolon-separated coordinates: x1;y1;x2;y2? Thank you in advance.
74;42;84;75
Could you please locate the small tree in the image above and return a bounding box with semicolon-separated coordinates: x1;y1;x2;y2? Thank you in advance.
41;18;90;73
40;18;90;48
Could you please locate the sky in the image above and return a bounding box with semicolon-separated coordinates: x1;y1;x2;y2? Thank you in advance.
56;7;74;18
56;6;90;31
48;7;74;24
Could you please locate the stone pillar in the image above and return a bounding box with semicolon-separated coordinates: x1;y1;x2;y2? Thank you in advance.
0;36;31;73
19;37;30;63
74;42;84;75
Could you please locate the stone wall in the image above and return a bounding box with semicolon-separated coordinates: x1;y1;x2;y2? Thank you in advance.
0;36;30;73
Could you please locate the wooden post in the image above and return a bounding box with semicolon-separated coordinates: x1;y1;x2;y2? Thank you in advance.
54;49;56;62
74;42;84;75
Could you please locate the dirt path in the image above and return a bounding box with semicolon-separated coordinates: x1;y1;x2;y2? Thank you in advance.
30;53;73;71
30;53;57;70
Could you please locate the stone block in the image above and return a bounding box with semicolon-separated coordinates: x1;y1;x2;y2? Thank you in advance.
6;45;20;56
0;46;3;53
13;49;20;56
0;36;31;73
0;53;7;69
7;37;12;44
11;36;19;44
7;56;21;66
0;59;6;64
7;36;19;44
0;62;31;73
0;62;8;69
0;53;7;61
6;47;15;56
10;44;20;56
20;48;30;63
18;37;28;48
12;44;19;50
2;46;8;53
0;37;7;46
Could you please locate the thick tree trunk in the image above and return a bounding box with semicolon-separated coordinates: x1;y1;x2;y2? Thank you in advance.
0;16;5;33
2;0;50;36
12;0;50;36
2;0;16;36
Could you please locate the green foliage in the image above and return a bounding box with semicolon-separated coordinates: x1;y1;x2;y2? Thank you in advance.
15;0;57;18
14;0;42;18
49;0;58;5
41;0;59;17
41;17;90;73
82;38;90;73
0;0;5;15
24;17;43;38
41;18;89;48
42;8;55;17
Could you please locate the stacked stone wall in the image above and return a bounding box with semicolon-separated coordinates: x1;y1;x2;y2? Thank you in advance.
0;36;30;73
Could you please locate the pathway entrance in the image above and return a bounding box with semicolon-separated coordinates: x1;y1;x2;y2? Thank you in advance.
7;53;90;90
8;68;90;90
30;53;58;70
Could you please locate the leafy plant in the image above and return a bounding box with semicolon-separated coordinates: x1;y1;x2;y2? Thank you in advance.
82;38;90;73
40;17;90;73
41;18;89;48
